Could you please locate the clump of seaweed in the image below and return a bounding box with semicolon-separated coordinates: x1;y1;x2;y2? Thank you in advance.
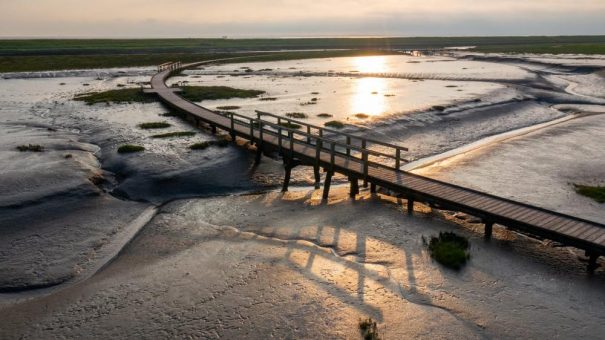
359;318;380;340
285;112;307;119
117;144;144;153
324;120;345;129
16;144;44;152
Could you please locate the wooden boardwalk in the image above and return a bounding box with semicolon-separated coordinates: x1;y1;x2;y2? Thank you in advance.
146;60;605;272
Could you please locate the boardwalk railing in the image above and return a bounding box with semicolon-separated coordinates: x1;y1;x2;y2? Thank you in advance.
210;108;409;174
157;61;182;72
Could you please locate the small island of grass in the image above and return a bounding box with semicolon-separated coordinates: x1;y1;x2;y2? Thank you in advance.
16;144;44;152
180;85;265;101
74;88;156;105
317;113;333;118
279;122;302;129
324;120;345;129
427;232;470;270
138;122;171;129
117;144;145;153
285;112;307;119
151;131;196;138
574;184;605;203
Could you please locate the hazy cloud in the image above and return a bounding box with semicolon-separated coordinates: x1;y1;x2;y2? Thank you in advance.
1;0;604;37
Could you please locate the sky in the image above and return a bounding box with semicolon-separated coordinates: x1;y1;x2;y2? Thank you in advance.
1;0;604;38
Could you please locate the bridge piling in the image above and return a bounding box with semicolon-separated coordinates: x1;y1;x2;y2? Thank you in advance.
370;183;377;194
313;165;321;189
484;221;494;240
323;171;334;200
349;176;359;198
407;199;414;215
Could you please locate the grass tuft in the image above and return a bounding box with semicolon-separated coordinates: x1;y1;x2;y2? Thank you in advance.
16;144;44;152
285;112;307;119
574;184;605;203
359;318;380;340
324;120;345;129
117;144;144;153
216;105;241;110
427;232;470;270
151;131;196;138
138;122;171;129
355;113;369;119
259;97;277;101
317;113;333;118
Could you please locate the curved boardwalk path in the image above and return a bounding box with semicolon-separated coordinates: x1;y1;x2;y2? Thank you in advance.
146;60;605;272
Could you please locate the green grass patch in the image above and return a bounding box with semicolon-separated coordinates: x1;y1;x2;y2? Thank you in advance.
215;105;241;110
324;120;345;129
180;86;264;102
278;122;302;129
355;113;370;119
317;113;333;118
427;232;470;270
359;318;380;340
73;88;156;105
285;112;307;119
574;184;605;203
16;144;43;152
117;144;144;153
190;142;211;150
259;97;277;101
138;122;171;129
151;131;196;138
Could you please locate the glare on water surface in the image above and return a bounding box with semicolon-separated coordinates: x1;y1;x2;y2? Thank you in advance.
349;56;389;116
351;77;388;117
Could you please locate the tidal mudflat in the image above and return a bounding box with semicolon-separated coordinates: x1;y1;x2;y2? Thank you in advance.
1;53;605;338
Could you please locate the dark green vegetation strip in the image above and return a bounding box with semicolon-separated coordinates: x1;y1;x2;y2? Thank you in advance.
473;43;605;54
16;144;43;152
151;131;196;138
180;86;264;102
74;88;156;105
117;144;144;153
574;184;605;203
0;49;396;73
138;122;171;129
427;232;470;270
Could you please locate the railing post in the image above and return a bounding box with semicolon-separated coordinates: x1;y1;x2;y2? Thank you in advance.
307;125;311;144
249;118;254;143
346;136;351;156
363;150;368;180
396;148;401;169
289;131;294;157
330;142;335;171
278;126;282;152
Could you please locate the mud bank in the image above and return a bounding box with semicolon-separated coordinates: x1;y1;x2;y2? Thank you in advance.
1;188;604;339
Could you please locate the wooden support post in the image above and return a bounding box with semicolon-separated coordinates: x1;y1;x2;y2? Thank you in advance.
407;199;414;215
314;165;321;189
211;124;217;134
255;145;262;164
323;171;334;200
349;176;359;198
282;161;292;192
370;183;377;194
588;253;599;274
484;221;494;240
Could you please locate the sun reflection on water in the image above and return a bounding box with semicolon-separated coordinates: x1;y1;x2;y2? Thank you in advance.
350;56;389;117
351;78;387;117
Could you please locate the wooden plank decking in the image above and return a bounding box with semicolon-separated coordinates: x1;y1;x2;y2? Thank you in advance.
147;60;605;271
